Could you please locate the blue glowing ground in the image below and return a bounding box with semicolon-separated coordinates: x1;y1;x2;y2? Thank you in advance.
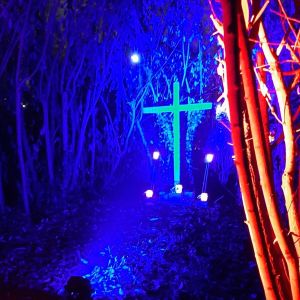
0;191;264;299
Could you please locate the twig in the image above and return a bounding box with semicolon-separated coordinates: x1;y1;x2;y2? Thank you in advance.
251;0;270;27
277;0;297;40
210;14;224;36
249;38;300;48
254;68;283;124
270;9;300;24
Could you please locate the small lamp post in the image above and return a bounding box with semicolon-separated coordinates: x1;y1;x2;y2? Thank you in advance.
198;153;214;202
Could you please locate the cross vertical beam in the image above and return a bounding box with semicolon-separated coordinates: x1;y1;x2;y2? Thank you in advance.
173;82;180;184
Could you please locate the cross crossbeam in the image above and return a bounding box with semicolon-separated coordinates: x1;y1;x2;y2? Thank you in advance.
143;81;212;185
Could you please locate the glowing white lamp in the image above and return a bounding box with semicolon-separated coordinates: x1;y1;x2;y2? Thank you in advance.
152;151;160;160
204;153;214;163
145;189;154;198
199;192;208;202
175;184;183;194
130;53;140;64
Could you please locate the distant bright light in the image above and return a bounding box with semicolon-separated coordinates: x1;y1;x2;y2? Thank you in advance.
175;184;183;194
130;53;140;64
205;153;214;163
22;103;27;108
145;189;154;198
152;151;160;160
198;192;208;202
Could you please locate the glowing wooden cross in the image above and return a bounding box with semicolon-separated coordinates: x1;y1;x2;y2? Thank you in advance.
143;81;212;185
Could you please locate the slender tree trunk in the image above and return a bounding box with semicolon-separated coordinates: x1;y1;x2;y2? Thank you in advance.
0;161;5;213
237;6;299;298
244;113;288;298
16;87;30;216
71;90;92;188
60;49;85;192
256;51;272;160
90;106;96;185
62;91;68;155
136;120;152;165
0;30;18;78
43;98;54;184
62;91;70;192
70;105;77;161
15;21;30;215
40;69;55;186
258;23;300;271
220;0;279;298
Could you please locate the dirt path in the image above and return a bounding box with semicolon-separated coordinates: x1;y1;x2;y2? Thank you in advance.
0;192;264;299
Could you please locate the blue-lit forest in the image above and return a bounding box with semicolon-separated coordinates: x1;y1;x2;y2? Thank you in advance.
0;0;299;299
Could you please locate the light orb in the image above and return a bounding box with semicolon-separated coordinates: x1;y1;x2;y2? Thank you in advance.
130;53;140;64
145;189;154;198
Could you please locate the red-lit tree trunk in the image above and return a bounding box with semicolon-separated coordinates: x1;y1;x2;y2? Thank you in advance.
220;1;278;298
237;5;299;299
256;51;271;160
218;0;300;299
257;22;300;270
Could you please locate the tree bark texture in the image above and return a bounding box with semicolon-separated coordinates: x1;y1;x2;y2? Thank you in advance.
220;0;279;298
237;5;300;299
220;0;300;299
258;23;300;271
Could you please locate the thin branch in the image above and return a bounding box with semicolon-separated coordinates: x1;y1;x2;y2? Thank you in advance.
135;38;181;102
270;9;300;24
208;0;218;22
210;14;224;35
285;43;300;64
249;38;300;48
254;67;283;124
277;0;297;40
251;0;270;27
295;30;300;49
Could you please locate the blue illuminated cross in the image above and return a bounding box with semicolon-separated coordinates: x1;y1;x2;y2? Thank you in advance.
143;81;212;185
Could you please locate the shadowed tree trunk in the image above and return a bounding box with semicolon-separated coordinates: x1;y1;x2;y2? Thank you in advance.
90;105;97;185
15;86;30;216
16;13;30;215
39;62;56;186
42;86;54;185
71;89;93;188
14;0;55;216
0;161;4;213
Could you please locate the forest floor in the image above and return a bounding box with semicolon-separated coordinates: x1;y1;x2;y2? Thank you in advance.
0;187;264;299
